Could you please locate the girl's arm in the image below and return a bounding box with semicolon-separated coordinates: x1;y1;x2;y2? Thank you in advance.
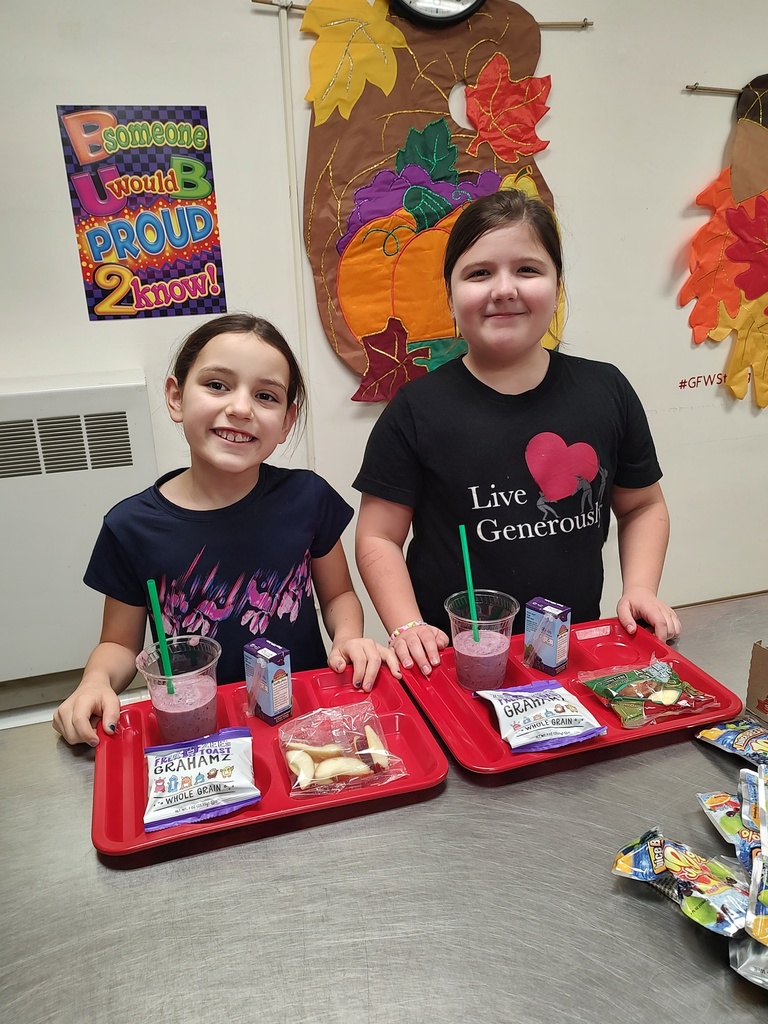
52;597;147;747
311;539;401;691
611;482;681;641
355;495;448;676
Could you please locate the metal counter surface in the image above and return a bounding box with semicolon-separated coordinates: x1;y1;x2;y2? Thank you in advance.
3;595;767;1024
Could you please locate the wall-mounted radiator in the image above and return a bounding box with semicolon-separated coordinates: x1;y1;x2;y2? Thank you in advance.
0;372;157;682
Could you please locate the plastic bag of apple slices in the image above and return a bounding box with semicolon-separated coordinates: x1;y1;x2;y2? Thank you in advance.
278;700;407;796
577;657;720;728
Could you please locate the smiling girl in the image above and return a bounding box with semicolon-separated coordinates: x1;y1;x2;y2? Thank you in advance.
54;314;398;747
354;189;680;677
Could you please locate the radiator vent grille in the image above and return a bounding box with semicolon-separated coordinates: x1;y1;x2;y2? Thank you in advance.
85;412;134;469
0;419;43;478
0;411;133;479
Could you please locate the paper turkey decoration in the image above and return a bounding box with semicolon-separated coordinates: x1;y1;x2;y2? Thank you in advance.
679;74;768;407
301;0;558;401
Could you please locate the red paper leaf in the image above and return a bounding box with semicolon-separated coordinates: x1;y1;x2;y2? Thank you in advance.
465;55;550;163
725;194;768;300
351;318;429;402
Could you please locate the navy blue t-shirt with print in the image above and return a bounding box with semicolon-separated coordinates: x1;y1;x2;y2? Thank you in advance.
84;465;353;683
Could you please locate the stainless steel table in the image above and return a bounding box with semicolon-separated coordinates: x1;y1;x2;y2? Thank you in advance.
3;596;767;1023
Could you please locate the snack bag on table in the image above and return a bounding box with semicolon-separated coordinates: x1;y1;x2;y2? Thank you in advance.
279;699;406;796
746;767;768;946
612;826;749;936
578;657;720;728
696;718;768;766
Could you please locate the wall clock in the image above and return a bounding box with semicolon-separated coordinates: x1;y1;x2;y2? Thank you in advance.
391;0;487;27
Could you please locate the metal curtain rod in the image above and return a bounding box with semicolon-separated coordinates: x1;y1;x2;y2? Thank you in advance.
686;82;741;96
250;1;593;27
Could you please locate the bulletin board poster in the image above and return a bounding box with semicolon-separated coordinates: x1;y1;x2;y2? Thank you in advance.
57;104;227;321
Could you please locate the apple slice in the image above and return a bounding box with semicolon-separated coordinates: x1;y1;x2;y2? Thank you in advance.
286;749;315;790
285;740;344;760
364;725;389;771
649;688;682;706
352;734;375;770
312;756;373;781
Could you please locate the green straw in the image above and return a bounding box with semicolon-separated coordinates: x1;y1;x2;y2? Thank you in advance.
146;579;174;694
458;525;480;642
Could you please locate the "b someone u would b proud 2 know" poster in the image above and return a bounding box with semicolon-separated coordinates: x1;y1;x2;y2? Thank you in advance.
57;104;227;321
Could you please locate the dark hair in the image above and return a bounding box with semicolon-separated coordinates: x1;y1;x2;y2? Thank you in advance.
171;313;307;424
443;190;563;293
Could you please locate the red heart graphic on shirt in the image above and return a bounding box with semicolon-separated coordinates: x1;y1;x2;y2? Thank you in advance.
525;433;599;501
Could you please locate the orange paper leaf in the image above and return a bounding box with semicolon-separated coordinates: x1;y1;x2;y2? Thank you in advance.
678;169;750;343
465;55;550;163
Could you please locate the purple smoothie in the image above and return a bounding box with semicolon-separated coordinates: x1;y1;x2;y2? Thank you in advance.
453;630;510;691
151;675;218;744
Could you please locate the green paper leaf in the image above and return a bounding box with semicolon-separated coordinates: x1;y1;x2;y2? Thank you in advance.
408;335;468;371
402;185;453;232
395;118;458;184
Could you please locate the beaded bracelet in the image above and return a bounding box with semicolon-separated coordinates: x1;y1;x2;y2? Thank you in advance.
388;620;426;646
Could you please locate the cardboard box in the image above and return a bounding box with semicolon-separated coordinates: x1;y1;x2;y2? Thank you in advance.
746;641;768;725
523;597;571;674
244;639;292;725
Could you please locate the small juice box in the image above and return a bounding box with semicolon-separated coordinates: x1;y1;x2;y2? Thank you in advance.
523;597;571;674
244;639;292;725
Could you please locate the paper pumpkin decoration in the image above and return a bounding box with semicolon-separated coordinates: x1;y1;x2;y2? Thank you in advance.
301;0;557;401
679;74;768;407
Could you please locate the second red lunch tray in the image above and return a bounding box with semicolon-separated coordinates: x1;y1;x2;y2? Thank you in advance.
92;666;449;856
399;618;743;774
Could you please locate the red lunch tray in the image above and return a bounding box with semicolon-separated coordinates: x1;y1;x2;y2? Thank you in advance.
92;666;449;856
399;618;743;774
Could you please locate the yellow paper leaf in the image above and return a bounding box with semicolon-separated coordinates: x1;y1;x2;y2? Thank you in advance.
301;0;407;126
709;296;768;405
501;168;562;349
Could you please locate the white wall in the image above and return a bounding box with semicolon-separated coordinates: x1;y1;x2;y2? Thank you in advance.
289;0;768;617
1;0;766;692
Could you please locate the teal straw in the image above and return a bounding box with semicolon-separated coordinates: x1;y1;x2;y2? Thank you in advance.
146;579;174;694
458;525;480;642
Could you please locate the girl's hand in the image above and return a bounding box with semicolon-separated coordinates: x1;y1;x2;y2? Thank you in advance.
617;587;681;643
328;638;402;692
388;623;449;677
52;679;122;748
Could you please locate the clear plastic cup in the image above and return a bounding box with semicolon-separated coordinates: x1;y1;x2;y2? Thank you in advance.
136;636;221;744
444;590;519;691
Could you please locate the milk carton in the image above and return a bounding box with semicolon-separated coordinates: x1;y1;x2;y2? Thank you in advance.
523;597;571;674
244;639;292;725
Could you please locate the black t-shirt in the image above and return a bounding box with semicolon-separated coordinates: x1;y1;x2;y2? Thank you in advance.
85;464;353;682
353;352;661;633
